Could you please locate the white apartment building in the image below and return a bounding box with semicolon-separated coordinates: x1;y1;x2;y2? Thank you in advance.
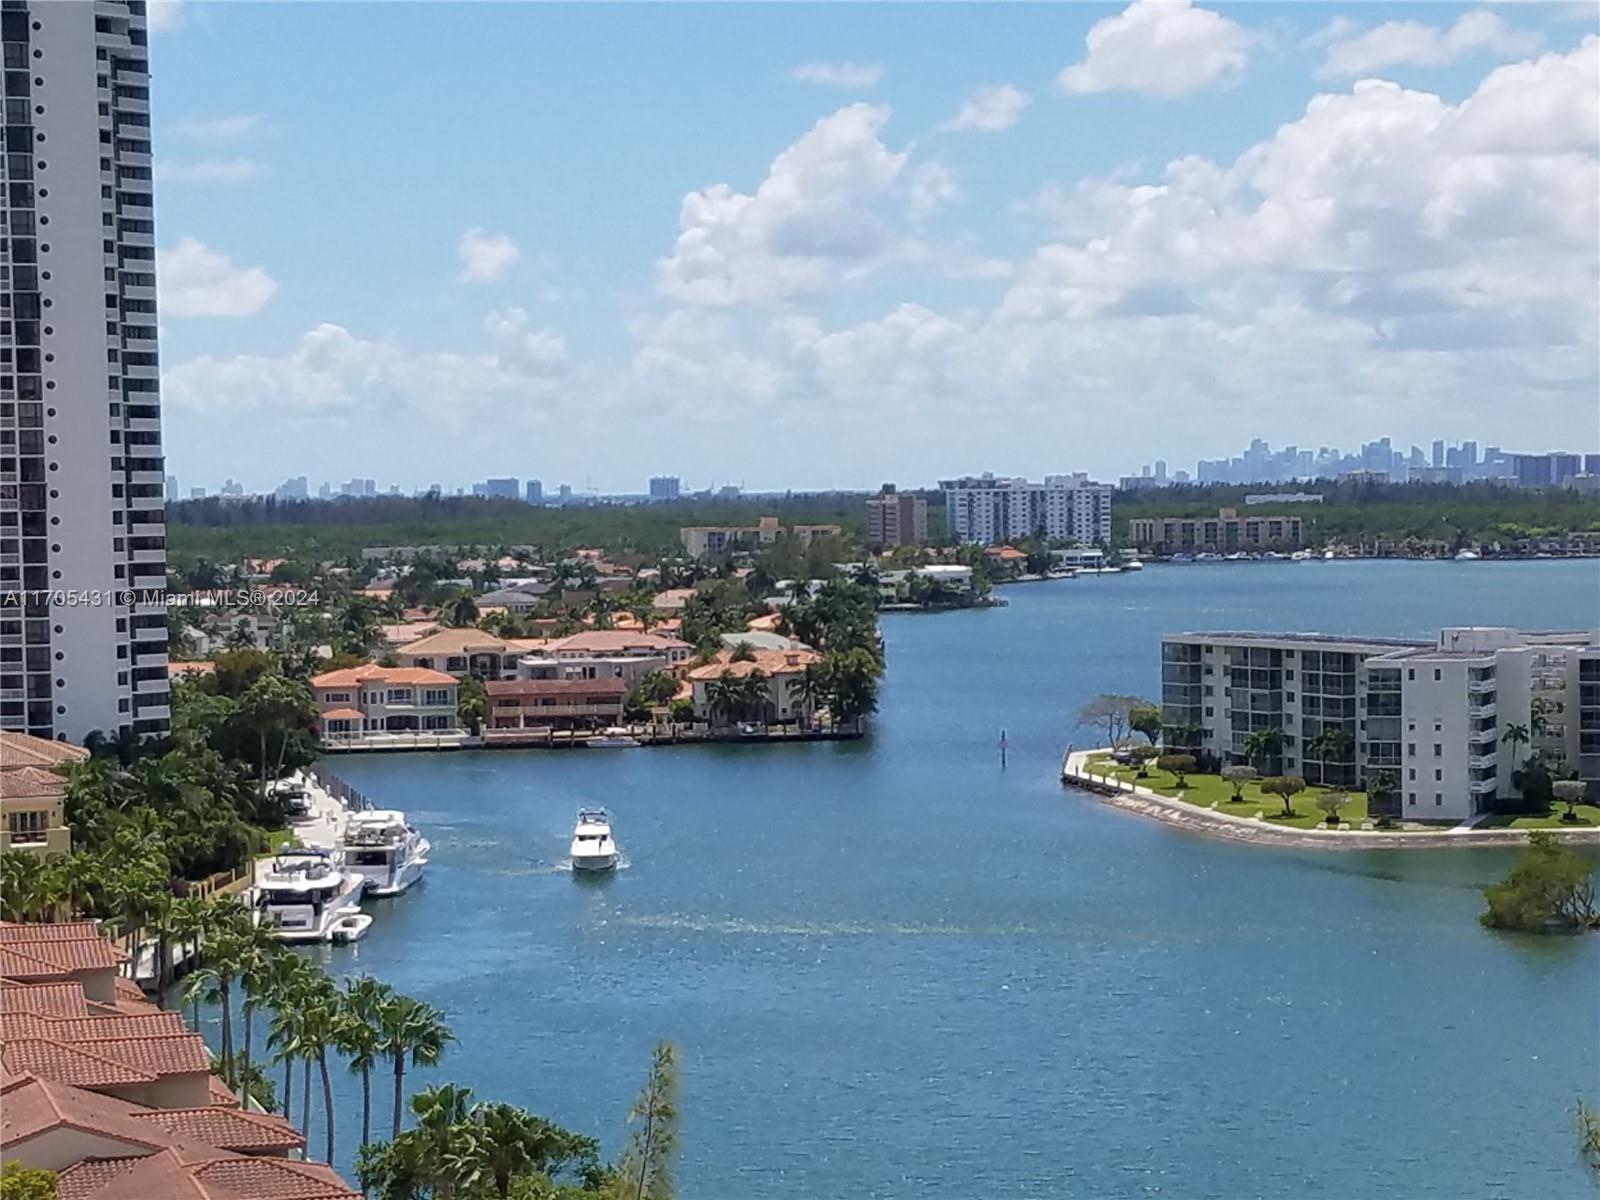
1;1;168;742
1160;627;1599;821
938;474;1113;545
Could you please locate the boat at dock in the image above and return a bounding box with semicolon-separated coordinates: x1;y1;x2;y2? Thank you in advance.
570;808;619;872
339;809;430;896
331;913;373;943
256;849;366;943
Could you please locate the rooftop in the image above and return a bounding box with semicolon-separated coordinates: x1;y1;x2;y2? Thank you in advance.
311;665;457;688
686;647;822;681
0;732;90;772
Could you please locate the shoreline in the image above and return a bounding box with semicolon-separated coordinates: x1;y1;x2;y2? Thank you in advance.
1061;749;1600;851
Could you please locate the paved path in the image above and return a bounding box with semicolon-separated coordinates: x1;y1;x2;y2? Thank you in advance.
1062;749;1600;852
252;771;350;886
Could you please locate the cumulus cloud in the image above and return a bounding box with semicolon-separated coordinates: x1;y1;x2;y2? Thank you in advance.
908;161;960;222
1319;10;1542;77
1057;0;1258;97
168;114;264;142
789;62;884;89
147;1;184;32
656;103;909;305
458;228;521;282
940;84;1031;133
157;238;278;317
154;159;269;184
484;308;569;375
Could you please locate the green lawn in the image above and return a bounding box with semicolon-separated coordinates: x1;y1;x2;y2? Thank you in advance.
1083;756;1431;831
1476;805;1600;830
260;827;299;853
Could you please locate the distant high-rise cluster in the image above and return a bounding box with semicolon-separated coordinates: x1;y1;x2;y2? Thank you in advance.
1123;436;1599;490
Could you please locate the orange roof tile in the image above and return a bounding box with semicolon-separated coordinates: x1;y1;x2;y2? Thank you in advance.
317;707;366;722
0;1071;183;1154
83;1033;213;1077
0;765;68;800
311;665;457;688
130;1105;304;1152
112;976;147;1002
0;981;91;1017
0;921;108;943
0;946;74;980
1;1038;156;1088
0;936;127;972
167;661;216;677
56;1156;151;1200
685;647;822;681
207;1076;241;1108
0;731;90;771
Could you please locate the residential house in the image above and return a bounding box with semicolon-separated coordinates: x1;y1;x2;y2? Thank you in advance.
516;631;694;690
310;666;461;743
483;679;629;734
394;628;545;680
0;733;86;858
686;647;824;725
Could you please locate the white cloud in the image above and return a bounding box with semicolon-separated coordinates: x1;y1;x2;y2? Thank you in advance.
656;103;908;306
457;229;521;283
1057;0;1258;97
1320;10;1542;77
789;62;884;89
154;159;269;185
147;1;184;32
940;84;1031;133
908;161;960;222
168;114;264;143
484;308;569;375
157;238;278;317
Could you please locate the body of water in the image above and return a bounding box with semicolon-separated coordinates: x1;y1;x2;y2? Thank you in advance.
309;560;1599;1198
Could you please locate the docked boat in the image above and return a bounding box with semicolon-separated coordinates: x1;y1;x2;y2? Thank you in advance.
339;809;430;897
256;850;366;943
331;913;373;943
1454;549;1481;561
569;808;619;872
1290;549;1313;561
586;727;641;748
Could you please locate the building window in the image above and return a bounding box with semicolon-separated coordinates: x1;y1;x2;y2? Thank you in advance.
1407;743;1416;758
1435;769;1442;782
7;810;49;842
1434;669;1441;681
1408;669;1415;681
1408;768;1416;781
1434;744;1442;757
1435;794;1443;806
1408;793;1417;807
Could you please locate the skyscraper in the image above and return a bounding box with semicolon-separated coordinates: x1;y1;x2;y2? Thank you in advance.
1;1;168;741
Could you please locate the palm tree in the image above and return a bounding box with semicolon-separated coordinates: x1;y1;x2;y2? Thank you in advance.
235;924;281;1103
183;928;244;1087
299;974;343;1164
1244;726;1285;772
705;673;740;728
615;1042;680;1200
789;663;829;727
734;671;769;724
0;851;58;922
441;590;480;628
461;1102;545;1200
1501;722;1532;764
339;975;394;1155
265;954;319;1125
165;893;212;1016
379;995;456;1139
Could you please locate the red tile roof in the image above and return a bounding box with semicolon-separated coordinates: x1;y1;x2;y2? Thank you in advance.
1;1038;156;1087
0;731;90;771
0;946;75;980
485;678;628;699
56;1156;152;1200
129;1105;304;1152
311;665;457;688
0;936;127;972
0;981;91;1017
0;766;69;800
0;1071;182;1154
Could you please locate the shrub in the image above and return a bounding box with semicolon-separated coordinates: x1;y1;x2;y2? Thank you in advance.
1316;791;1349;826
1156;754;1197;786
1259;775;1308;818
1221;764;1258;801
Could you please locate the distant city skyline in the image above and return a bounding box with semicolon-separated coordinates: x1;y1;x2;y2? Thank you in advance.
142;3;1597;490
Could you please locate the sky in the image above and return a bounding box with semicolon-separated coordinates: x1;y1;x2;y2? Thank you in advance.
145;1;1600;495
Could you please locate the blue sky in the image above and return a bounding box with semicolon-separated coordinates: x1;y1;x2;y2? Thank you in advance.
147;1;1600;494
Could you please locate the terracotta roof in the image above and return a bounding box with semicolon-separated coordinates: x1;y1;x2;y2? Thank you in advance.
0;981;92;1017
36;1011;190;1041
394;627;517;658
82;1033;213;1077
71;1148;360;1200
651;587;698;611
311;665;457;688
486;678;628;699
378;622;439;646
1;1038;156;1087
207;1076;241;1108
545;630;691;655
0;921;108;943
113;976;147;1002
56;1156;154;1200
0;731;90;771
317;707;366;722
0;934;127;972
0;946;76;980
167;661;216;678
686;647;822;681
130;1105;304;1152
0;1071;183;1154
985;545;1027;560
0;765;68;800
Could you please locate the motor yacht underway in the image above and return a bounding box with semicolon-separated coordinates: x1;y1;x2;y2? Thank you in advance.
256;850;366;943
569;808;619;873
340;809;431;896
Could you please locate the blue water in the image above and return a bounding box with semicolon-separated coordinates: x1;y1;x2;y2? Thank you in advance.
303;561;1599;1198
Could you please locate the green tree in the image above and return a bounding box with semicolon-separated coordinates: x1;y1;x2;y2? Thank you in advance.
1315;791;1349;827
441;590;481;628
0;1162;58;1200
1553;779;1589;824
339;974;395;1157
1128;704;1163;748
1501;722;1532;769
610;1042;680;1200
1155;754;1196;787
457;675;488;737
1480;831;1598;932
1244;728;1286;772
1577;1100;1600;1179
635;671;678;707
1075;694;1145;750
824;648;880;727
728;640;757;663
1260;775;1308;818
380;995;457;1140
1221;765;1258;801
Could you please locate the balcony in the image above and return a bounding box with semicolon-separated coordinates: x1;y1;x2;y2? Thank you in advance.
1468;701;1496;720
1468;751;1497;770
1468;679;1496;696
1469;777;1498;795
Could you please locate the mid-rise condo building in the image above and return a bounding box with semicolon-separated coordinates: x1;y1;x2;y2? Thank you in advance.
1160;627;1598;821
864;484;927;548
1;0;168;743
938;473;1112;545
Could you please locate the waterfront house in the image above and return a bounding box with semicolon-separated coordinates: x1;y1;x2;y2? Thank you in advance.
0;732;86;858
395;627;547;680
686;647;825;725
0;921;356;1198
484;678;629;734
310;665;461;743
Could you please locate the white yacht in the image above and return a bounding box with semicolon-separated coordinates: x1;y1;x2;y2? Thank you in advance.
586;728;641;748
256;850;366;943
1454;549;1481;561
339;809;430;897
569;808;619;873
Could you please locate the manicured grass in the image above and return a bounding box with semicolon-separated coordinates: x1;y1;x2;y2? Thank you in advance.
1476;804;1600;830
1083;756;1424;831
260;827;299;853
